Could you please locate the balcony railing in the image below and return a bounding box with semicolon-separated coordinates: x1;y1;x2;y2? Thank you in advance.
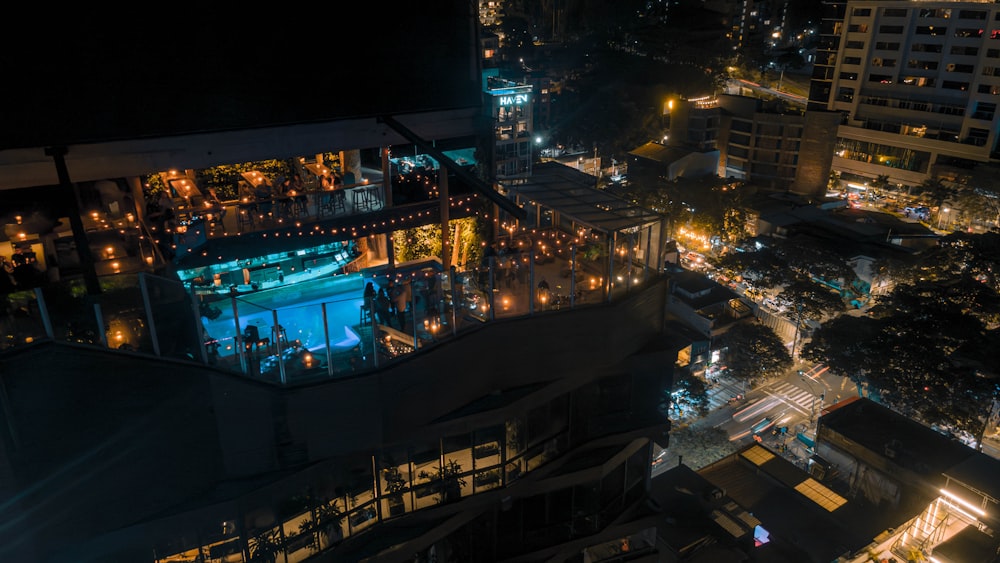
2;229;661;386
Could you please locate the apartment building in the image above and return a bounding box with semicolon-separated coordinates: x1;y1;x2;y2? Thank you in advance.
665;94;838;196
810;0;1000;191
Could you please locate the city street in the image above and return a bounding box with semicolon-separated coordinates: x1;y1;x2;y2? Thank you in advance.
654;362;852;476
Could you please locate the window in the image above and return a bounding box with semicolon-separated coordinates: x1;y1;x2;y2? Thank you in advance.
869;74;893;84
879;25;904;34
840;71;859;81
883;8;907;18
844;56;862;65
915;26;947;36
729;146;749;159
954;28;984;38
918;8;951;19
946;63;974;73
973;102;996;120
852;8;871;17
875;41;900;50
731;120;752;133
837;87;855;102
982;67;1000;77
988;48;1000;58
938;104;965;116
992;30;1000;40
978;84;1000;95
966;128;989;146
950;46;979;56
908;59;939;70
942;81;969;91
846;40;866;49
912;43;943;53
958;10;986;20
848;24;870;33
901;76;935;88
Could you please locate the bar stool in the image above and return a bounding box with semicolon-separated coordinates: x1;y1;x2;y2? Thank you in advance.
318;191;346;218
292;194;309;217
350;188;368;212
365;186;382;210
332;190;347;214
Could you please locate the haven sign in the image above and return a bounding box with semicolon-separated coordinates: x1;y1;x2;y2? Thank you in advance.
499;93;530;106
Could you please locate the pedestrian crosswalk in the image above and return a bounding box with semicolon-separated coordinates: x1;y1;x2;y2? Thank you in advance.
702;377;823;416
764;380;822;416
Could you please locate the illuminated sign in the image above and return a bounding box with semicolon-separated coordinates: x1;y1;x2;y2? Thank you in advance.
499;94;530;106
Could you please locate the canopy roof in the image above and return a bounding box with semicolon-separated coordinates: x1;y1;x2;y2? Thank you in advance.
509;161;661;234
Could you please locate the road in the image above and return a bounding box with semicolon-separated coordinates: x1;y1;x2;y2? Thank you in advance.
653;362;853;477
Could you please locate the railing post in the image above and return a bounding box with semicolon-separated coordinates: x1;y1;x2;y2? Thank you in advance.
272;309;286;385
139;273;161;357
569;245;577;308
94;302;107;348
626;233;633;294
488;256;496;321
33;287;53;340
528;252;536;315
449;266;459;336
606;234;615;303
190;291;209;365
322;302;333;377
231;295;248;376
411;278;419;349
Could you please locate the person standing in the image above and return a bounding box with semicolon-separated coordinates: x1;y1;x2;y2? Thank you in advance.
363;281;376;323
390;279;411;331
375;288;392;326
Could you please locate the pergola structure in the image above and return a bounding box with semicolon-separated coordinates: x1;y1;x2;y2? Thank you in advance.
503;161;669;300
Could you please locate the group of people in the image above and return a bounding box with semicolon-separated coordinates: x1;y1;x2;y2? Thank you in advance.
250;173;310;219
319;171;344;190
363;279;412;331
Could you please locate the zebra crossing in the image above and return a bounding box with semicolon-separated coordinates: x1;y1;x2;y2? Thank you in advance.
703;377;824;415
763;380;822;417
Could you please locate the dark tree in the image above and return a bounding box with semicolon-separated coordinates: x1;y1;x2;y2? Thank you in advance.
715;245;792;289
671;373;710;417
717;322;792;387
779;278;847;322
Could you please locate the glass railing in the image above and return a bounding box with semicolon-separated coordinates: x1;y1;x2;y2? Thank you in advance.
2;231;662;385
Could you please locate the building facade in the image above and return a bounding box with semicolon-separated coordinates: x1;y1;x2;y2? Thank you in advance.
486;75;535;183
0;4;677;562
811;0;1000;191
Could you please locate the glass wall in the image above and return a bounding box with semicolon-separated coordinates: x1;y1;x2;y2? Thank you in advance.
5;226;662;386
148;385;641;562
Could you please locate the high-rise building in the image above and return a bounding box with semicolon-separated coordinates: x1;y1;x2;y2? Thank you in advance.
0;4;673;562
809;1;1000;191
486;74;535;183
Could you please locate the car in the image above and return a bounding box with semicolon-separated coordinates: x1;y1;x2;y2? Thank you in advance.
751;417;774;435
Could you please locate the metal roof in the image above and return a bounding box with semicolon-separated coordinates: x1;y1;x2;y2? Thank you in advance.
508;161;662;234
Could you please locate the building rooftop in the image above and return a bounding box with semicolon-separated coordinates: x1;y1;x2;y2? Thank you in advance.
509;160;662;233
820;398;978;479
697;444;905;562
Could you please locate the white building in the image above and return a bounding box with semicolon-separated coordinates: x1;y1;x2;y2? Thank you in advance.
814;1;1000;191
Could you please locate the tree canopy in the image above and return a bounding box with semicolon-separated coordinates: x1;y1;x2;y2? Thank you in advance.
802;233;1000;439
716;322;792;387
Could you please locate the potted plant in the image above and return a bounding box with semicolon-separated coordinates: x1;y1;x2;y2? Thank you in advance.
382;464;408;517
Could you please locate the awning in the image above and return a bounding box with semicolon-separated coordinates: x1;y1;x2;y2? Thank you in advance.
507;161;662;235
